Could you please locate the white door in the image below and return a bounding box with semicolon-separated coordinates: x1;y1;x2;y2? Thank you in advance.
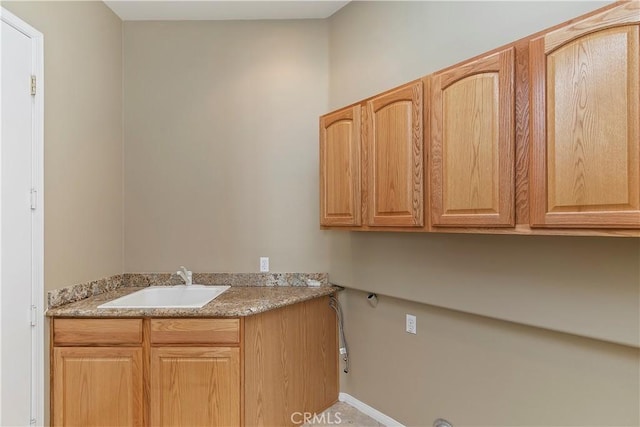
1;9;44;426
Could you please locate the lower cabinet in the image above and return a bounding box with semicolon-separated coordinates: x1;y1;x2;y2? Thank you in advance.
244;295;339;426
52;347;144;427
51;295;338;427
150;347;240;426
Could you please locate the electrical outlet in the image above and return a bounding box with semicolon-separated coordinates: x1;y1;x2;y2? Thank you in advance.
406;314;417;334
259;257;269;272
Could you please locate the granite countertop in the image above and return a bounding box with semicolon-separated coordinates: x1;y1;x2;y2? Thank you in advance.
46;285;338;318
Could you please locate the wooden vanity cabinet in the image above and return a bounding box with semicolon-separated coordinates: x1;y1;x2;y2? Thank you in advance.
148;318;242;426
430;47;515;228
53;347;144;427
244;295;338;426
52;319;144;427
51;296;338;427
150;347;241;426
529;2;640;229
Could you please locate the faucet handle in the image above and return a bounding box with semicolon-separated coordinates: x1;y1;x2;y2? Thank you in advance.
177;266;193;285
177;267;187;281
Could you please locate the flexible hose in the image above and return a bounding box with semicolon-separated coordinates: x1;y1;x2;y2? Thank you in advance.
329;295;349;373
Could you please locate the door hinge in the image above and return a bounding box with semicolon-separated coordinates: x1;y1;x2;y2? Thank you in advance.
30;75;36;96
30;305;37;327
30;188;37;210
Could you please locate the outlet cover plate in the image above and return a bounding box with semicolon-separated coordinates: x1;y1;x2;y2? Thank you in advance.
406;314;417;334
259;257;269;272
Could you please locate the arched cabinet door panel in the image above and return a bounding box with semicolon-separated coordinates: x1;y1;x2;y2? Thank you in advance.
320;105;361;226
431;46;515;227
530;2;640;228
364;81;424;227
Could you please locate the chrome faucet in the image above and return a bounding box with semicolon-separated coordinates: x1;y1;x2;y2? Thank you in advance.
177;266;193;285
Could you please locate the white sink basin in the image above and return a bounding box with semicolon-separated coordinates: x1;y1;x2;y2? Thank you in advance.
97;285;230;309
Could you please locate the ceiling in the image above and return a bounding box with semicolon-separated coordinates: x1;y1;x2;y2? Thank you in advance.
104;1;351;21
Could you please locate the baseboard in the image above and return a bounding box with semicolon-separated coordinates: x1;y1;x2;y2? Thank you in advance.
338;392;405;427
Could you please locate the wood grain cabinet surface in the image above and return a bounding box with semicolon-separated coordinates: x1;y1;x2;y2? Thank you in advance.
319;1;640;236
52;347;144;427
320;81;424;230
149;318;240;344
244;295;338;426
53;318;142;346
150;347;240;427
430;47;515;227
364;81;424;227
530;2;640;229
319;105;362;226
51;295;338;427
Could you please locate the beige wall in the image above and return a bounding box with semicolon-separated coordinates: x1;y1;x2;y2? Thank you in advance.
341;289;639;426
123;20;331;273
328;1;640;424
3;1;123;291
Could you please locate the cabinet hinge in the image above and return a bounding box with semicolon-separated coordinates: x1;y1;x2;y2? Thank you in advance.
30;75;36;96
30;305;37;327
30;188;37;210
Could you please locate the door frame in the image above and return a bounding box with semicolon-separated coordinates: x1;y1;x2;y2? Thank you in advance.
0;7;44;425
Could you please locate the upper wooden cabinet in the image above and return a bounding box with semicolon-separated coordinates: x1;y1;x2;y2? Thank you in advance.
364;81;424;227
530;2;640;228
430;47;515;227
320;105;361;226
319;2;640;236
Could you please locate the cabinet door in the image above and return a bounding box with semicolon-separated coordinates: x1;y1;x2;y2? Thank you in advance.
52;347;143;427
365;81;424;227
530;2;640;228
320;105;361;226
431;47;515;227
150;347;240;427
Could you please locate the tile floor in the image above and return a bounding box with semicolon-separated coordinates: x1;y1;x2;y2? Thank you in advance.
303;401;384;426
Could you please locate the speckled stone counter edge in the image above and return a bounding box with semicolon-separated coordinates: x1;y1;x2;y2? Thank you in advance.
48;272;328;309
46;286;338;318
